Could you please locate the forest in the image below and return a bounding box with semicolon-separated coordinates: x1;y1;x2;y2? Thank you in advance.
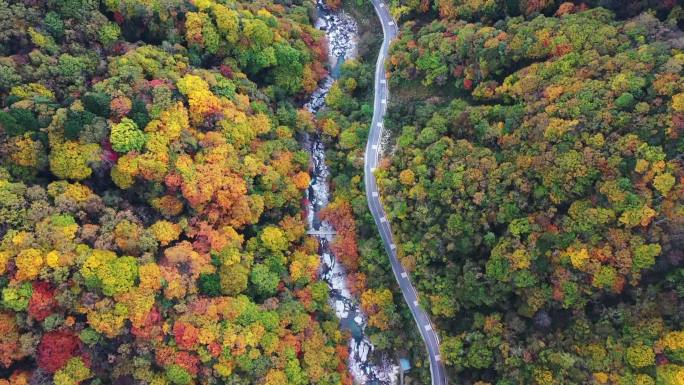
1;0;683;385
368;0;684;384
0;0;360;384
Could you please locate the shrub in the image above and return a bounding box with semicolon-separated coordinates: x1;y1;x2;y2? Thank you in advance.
626;344;655;368
166;365;192;385
198;273;222;297
110;118;146;153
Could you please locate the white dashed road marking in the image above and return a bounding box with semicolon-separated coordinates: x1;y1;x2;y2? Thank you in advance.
369;5;446;379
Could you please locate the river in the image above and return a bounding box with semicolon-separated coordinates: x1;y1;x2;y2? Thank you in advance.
303;1;398;384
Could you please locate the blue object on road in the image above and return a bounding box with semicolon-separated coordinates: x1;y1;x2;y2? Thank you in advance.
399;358;411;372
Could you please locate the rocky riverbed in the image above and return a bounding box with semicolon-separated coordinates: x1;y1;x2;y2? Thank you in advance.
303;1;398;384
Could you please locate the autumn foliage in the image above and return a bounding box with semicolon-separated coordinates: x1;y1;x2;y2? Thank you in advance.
375;1;684;384
37;331;83;373
0;0;351;384
27;281;56;321
320;199;359;271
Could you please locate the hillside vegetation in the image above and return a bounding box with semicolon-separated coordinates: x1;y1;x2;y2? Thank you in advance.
375;1;684;384
0;1;355;384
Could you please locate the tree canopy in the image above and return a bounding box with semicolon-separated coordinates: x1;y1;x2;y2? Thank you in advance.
0;1;352;384
372;1;684;384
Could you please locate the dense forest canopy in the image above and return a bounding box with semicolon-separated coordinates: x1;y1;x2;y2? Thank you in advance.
1;0;684;385
0;1;359;385
370;0;684;384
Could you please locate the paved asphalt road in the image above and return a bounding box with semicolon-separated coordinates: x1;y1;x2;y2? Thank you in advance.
364;2;448;385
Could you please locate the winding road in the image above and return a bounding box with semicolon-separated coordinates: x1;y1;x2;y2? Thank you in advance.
364;2;448;385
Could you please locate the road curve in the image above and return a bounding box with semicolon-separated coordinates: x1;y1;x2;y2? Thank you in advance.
364;2;448;385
